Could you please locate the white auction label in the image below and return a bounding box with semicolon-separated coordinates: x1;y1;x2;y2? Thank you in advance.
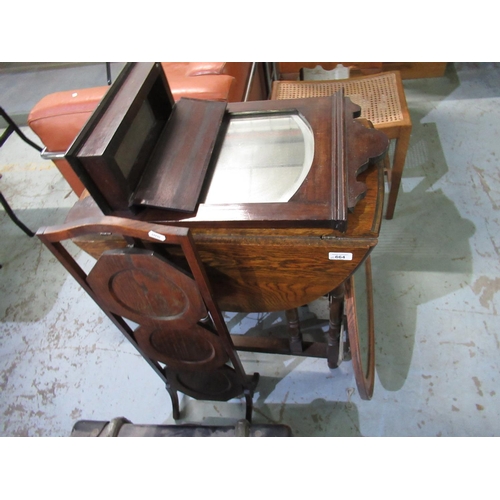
148;230;166;241
328;252;353;261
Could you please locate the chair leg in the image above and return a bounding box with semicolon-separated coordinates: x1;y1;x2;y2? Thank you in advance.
382;150;391;184
244;372;260;423
385;125;412;219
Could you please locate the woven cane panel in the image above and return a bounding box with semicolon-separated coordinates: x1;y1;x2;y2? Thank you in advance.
275;73;403;125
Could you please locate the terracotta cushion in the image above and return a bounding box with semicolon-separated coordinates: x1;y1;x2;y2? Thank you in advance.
28;86;109;152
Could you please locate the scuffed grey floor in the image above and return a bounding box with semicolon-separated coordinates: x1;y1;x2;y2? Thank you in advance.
1;63;499;436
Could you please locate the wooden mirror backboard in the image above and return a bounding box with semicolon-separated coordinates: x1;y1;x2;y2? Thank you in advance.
65;62;389;231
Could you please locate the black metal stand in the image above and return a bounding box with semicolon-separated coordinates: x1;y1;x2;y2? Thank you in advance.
106;63;112;85
0;188;35;237
1;107;43;152
0;107;42;239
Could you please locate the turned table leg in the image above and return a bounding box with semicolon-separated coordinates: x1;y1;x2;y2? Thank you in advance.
285;308;303;354
327;284;345;369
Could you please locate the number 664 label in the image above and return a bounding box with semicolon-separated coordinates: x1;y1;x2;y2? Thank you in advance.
328;252;353;261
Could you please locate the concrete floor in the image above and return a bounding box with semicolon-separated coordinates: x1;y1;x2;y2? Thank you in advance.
1;62;499;437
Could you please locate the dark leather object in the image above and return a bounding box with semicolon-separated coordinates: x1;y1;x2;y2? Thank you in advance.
71;418;293;437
